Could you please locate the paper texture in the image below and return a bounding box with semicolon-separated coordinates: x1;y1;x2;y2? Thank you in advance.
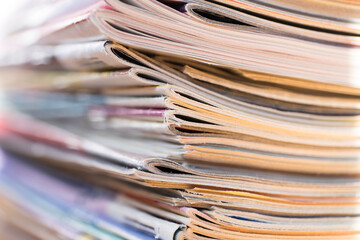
0;0;360;239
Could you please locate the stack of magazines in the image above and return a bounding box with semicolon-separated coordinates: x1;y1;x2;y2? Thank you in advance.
1;0;360;239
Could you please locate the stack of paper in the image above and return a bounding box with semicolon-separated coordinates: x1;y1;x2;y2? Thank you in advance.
1;0;360;239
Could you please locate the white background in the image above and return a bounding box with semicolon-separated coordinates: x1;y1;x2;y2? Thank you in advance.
0;0;28;38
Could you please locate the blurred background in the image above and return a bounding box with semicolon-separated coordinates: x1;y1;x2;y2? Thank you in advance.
0;1;27;38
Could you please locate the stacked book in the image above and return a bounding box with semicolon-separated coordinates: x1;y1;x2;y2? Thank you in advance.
1;0;360;239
